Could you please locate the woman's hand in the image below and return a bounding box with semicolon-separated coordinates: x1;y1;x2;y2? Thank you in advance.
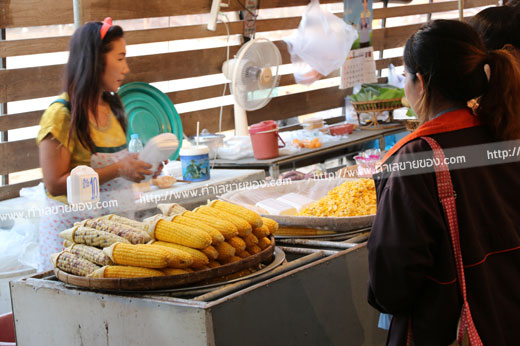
117;153;153;182
152;160;168;178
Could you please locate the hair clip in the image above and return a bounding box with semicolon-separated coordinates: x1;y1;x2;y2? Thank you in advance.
100;17;113;40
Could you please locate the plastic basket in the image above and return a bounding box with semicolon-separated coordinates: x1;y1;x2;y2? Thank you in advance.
405;119;421;132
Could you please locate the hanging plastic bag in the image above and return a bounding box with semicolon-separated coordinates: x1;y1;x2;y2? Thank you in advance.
284;0;358;85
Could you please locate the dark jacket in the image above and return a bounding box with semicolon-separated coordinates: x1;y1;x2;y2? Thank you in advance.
368;125;520;345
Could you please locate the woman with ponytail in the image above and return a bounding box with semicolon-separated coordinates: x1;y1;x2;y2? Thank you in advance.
367;20;520;345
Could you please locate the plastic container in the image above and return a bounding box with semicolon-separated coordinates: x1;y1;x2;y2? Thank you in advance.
0;312;15;345
179;145;210;182
128;133;144;153
66;165;100;205
329;123;356;136
249;120;285;160
302;118;324;131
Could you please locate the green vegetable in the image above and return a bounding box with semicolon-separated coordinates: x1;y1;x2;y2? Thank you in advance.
349;83;404;102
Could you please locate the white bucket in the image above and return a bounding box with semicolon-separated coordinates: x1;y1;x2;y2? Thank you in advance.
0;267;36;314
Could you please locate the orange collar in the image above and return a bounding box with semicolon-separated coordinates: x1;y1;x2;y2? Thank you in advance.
382;108;481;163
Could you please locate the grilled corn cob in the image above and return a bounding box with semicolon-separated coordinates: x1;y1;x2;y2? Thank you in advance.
60;226;130;248
194;265;210;271
253;225;270;239
228;236;246;252
103;243;174;269
261;217;279;235
182;210;238;239
201;245;219;260
89;266;164;278
208;260;221;268
258;237;271;250
220;255;242;265
170;215;224;245
158;203;187;216
161;268;190;276
150;246;193;269
236;250;252;259
152;241;209;269
244;233;259;248
209;200;263;228
153;220;212;249
68;243;113;266
100;214;150;233
196;206;252;237
215;241;236;260
51;252;100;276
63;240;74;248
247;244;262;255
82;218;151;244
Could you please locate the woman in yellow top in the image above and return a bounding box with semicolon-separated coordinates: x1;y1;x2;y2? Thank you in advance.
36;18;157;271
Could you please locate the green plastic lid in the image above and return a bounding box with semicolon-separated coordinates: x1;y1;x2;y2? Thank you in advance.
118;82;183;160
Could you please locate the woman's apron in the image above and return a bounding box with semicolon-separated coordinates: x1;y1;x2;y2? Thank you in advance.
38;105;134;271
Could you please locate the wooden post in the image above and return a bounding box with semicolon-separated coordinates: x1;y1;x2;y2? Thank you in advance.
458;0;465;21
73;0;84;29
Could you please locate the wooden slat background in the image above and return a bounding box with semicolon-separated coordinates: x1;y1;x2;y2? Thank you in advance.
0;0;498;199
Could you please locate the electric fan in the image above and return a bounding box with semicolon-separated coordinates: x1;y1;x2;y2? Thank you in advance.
222;38;282;136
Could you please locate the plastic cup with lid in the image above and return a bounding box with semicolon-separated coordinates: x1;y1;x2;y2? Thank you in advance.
179;143;210;182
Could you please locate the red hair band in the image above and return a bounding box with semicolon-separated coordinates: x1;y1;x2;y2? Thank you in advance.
100;17;112;40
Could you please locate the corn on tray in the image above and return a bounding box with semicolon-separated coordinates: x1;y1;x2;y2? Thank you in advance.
221;178;376;232
53;236;276;291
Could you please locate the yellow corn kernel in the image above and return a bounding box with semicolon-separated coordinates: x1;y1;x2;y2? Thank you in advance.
261;217;279;235
215;241;236;260
60;226;130;248
68;243;113;266
89;266;165;278
150;245;193;269
201;245;219;260
196;206;252;237
247;244;262;255
170;215;224;245
154;220;212;249
51;252;100;277
182;210;238;239
252;225;270;239
220;255;242;265
236;249;252;259
298;178;377;217
243;233;259;248
103;243;172;269
152;241;208;269
210;200;263;228
162;268;190;276
228;236;246;252
208;261;221;269
258;237;271;250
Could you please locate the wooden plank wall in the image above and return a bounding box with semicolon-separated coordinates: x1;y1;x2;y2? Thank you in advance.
0;0;497;200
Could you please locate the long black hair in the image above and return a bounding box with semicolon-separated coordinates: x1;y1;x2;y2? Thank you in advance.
404;20;520;140
65;21;128;153
469;6;520;51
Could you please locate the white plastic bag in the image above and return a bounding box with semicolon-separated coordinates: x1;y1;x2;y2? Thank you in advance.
284;0;358;85
217;136;254;160
387;64;406;88
0;219;39;272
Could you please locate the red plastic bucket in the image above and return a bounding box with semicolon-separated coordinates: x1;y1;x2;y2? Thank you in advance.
0;312;15;345
249;120;285;160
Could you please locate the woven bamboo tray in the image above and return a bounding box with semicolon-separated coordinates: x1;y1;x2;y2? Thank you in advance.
351;98;404;130
405;119;421;132
54;237;275;291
